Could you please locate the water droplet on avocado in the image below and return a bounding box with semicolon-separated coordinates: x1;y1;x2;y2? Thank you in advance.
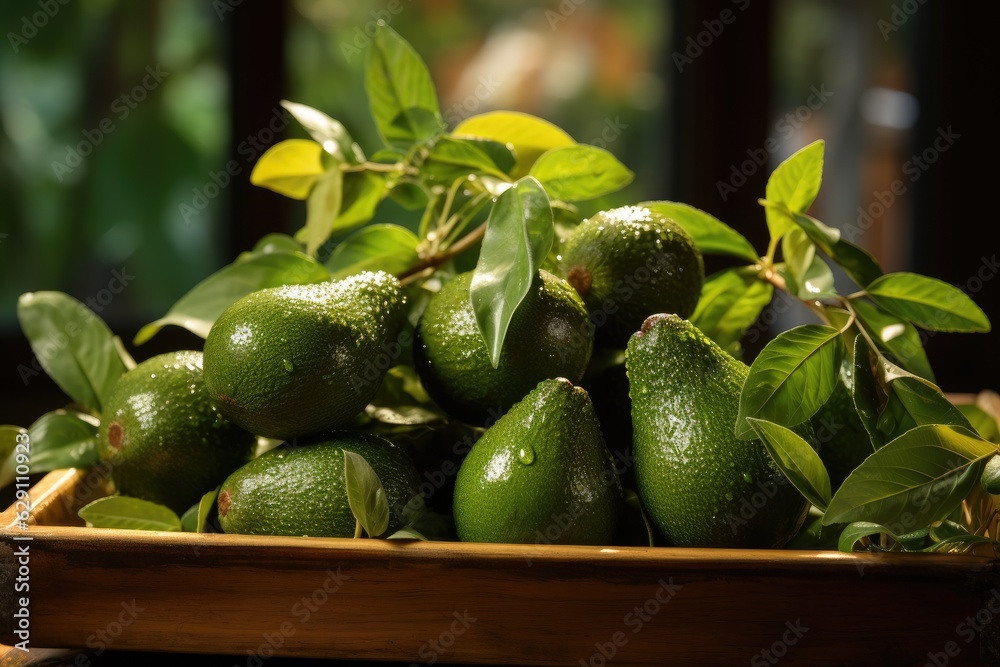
743;473;753;483
517;446;535;465
283;359;294;372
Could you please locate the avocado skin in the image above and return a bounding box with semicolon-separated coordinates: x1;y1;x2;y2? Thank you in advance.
453;378;622;545
413;270;593;425
560;206;704;349
203;271;405;440
98;350;256;514
627;314;810;548
218;433;421;537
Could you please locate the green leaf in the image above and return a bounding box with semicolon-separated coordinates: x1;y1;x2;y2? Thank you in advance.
748;418;832;510
0;426;26;489
764;140;825;240
195;487;218;534
867;272;991;333
852;335;885;449
135;251;329;343
17;292;126;413
79;496;183;532
343;450;390;537
837;521;931;552
249;139;325;200
387;527;429;540
470;177;554;368
529;145;633;201
852;299;934;381
280;100;365;163
325;224;420;281
337;171;388;231
826;237;882;288
454;111;575;178
736;324;843;439
461;137;517;175
640;201;758;262
958;404;1000;442
298;164;344;257
690;267;773;356
180;502;199;532
885;366;973;432
252;233;303;255
780;228;836;299
25;411;99;473
424;136;513;180
822;425;997;527
366;25;445;149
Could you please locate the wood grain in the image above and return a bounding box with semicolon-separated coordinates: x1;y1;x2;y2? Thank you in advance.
1;470;999;665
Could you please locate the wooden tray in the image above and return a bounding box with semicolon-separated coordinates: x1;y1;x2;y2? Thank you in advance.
1;468;999;665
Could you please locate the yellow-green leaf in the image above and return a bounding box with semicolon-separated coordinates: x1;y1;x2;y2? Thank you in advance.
454;111;575;178
249;139;324;200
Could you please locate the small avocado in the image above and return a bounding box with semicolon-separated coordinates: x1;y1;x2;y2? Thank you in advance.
627;314;810;548
452;378;622;545
560;205;704;348
217;433;421;537
203;271;405;440
98;351;256;514
413;269;593;424
810;360;874;491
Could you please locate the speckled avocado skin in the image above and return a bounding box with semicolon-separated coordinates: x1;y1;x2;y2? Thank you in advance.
203;271;405;440
217;433;421;538
560;206;704;348
413;270;593;424
626;314;809;548
98;350;255;514
452;378;622;545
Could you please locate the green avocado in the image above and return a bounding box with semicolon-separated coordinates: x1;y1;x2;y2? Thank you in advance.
217;433;421;537
452;378;622;545
203;271;405;440
413;269;593;424
626;314;810;548
98;350;256;514
560;205;704;348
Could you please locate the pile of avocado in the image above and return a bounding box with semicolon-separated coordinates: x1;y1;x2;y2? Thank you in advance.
98;205;823;548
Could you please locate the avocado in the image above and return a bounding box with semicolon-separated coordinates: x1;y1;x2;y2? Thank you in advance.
452;378;622;545
218;433;421;537
203;271;405;440
98;351;256;514
413;269;593;424
626;314;809;548
560;205;704;348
